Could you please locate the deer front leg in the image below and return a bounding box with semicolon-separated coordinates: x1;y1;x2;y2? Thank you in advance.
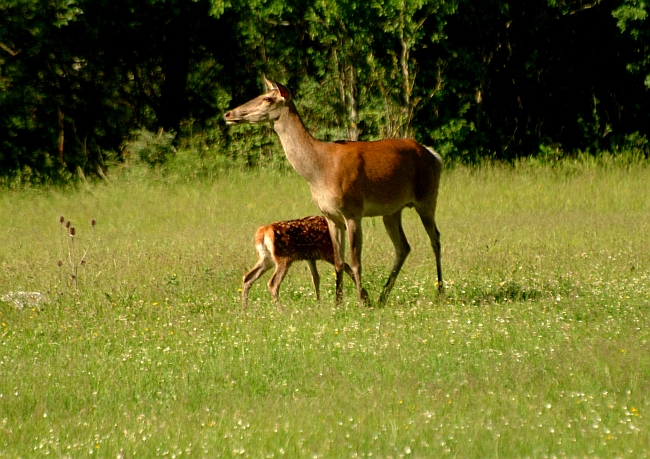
343;263;369;304
379;210;411;305
306;259;321;300
346;217;367;305
326;218;346;303
324;255;369;303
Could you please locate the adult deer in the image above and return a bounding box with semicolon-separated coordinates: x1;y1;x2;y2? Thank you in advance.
242;216;367;307
225;78;443;304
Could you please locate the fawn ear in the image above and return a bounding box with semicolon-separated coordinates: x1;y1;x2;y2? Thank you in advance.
275;82;292;101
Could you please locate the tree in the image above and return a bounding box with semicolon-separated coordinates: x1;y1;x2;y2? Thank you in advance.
2;0;649;183
369;0;456;139
0;0;84;180
0;0;233;181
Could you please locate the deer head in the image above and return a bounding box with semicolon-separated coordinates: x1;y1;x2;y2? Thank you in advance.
225;77;292;125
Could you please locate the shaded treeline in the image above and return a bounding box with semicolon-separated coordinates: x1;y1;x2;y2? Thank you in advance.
1;0;649;182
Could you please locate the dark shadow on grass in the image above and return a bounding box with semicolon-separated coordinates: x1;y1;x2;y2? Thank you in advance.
462;280;544;305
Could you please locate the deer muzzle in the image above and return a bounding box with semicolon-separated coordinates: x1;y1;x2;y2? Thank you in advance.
224;111;239;125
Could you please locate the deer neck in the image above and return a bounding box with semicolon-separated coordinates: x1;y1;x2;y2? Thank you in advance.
272;102;324;184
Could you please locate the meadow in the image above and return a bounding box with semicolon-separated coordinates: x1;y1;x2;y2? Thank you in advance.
0;159;649;458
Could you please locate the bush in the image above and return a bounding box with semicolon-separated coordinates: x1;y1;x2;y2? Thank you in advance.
123;129;177;167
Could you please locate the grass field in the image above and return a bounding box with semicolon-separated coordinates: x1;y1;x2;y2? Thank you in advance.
1;160;649;458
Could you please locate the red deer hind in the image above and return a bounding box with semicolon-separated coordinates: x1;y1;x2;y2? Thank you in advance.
226;78;443;304
242;216;366;307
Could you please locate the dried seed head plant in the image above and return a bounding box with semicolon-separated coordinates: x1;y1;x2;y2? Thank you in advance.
58;215;97;289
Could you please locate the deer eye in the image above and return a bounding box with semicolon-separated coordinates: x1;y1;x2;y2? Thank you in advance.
263;97;274;103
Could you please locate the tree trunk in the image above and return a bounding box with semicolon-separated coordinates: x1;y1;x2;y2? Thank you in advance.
346;64;359;141
57;106;65;165
332;47;359;141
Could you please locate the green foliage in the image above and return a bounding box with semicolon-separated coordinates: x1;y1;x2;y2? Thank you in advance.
613;1;648;33
2;0;650;179
426;118;480;162
613;0;650;88
162;147;234;182
609;131;650;159
123;129;177;168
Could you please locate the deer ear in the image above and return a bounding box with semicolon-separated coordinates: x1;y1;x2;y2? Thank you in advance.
276;83;292;101
264;76;277;91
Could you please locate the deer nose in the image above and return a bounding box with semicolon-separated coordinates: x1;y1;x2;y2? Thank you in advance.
224;111;232;119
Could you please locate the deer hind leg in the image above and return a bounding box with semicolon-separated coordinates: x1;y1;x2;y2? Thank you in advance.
346;217;367;304
242;258;273;308
379;209;411;305
267;260;291;305
326;217;346;303
416;208;443;294
306;259;321;300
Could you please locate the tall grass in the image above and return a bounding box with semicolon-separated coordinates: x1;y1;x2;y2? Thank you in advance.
0;161;649;458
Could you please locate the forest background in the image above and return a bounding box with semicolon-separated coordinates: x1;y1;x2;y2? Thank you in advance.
1;0;650;184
